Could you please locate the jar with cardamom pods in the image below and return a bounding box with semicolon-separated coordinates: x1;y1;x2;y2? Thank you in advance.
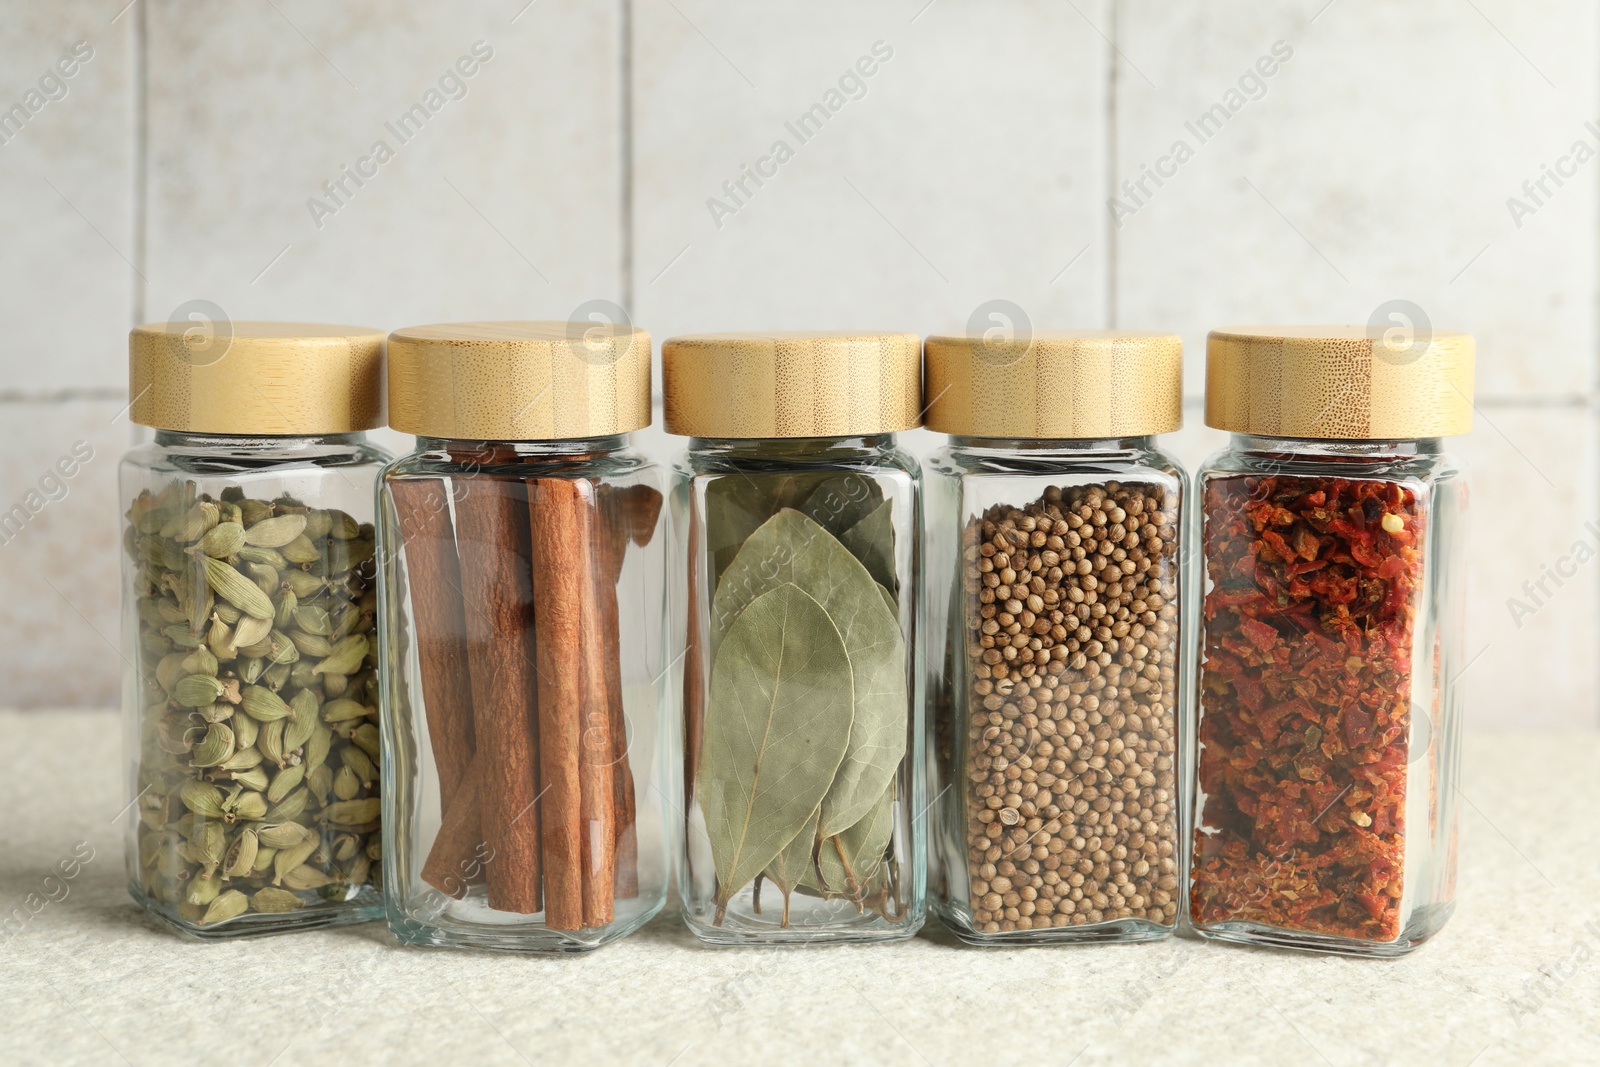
377;321;669;954
664;331;925;945
922;330;1186;945
1188;326;1473;957
120;321;390;938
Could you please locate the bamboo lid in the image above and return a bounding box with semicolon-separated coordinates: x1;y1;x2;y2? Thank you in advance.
923;330;1182;439
661;331;922;438
1206;326;1475;439
129;321;385;434
387;321;651;440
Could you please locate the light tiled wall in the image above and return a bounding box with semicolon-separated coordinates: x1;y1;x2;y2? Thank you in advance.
1;0;1593;730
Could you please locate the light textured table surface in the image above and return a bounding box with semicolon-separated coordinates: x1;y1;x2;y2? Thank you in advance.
2;710;1596;1067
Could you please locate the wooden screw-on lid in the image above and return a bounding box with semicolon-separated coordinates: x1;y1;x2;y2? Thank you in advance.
924;330;1182;439
129;321;385;434
1206;326;1474;439
387;321;652;440
662;331;922;438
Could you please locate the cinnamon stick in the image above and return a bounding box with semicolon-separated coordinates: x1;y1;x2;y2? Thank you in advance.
419;758;482;895
389;478;481;897
596;485;663;900
527;477;591;931
578;516;618;928
453;479;543;914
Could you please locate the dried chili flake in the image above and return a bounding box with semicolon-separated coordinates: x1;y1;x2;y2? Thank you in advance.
1191;474;1423;942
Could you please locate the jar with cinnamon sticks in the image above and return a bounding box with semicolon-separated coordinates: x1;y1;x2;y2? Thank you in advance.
1189;326;1474;957
922;330;1187;945
664;331;925;945
378;321;669;953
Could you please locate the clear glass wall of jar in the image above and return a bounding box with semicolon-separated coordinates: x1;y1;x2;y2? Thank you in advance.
664;332;925;945
1188;326;1474;957
923;331;1186;944
120;322;390;938
378;322;670;954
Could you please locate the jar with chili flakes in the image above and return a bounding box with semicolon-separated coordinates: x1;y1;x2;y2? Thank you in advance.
923;330;1186;944
1188;326;1473;957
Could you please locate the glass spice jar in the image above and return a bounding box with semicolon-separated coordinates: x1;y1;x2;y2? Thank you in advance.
922;330;1187;944
120;322;390;938
1188;326;1474;957
665;332;925;945
378;321;670;953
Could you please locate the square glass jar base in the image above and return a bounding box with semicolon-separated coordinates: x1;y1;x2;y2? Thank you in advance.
937;903;1173;947
386;899;665;955
683;911;925;948
1191;901;1456;958
132;883;382;941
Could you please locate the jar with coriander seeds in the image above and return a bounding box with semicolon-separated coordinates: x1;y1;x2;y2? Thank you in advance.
1189;326;1473;957
378;322;671;954
120;321;390;938
923;330;1186;945
665;331;925;945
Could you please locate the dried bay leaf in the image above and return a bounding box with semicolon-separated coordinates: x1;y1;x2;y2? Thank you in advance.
711;509;908;840
698;583;854;914
810;782;896;899
703;473;832;587
763;805;821;926
839;500;897;594
799;473;883;538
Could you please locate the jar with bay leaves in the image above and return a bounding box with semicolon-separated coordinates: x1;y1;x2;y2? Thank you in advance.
923;330;1186;945
378;322;670;953
664;332;925;945
120;321;390;938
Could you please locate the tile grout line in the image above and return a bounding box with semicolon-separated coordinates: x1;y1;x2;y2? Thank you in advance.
1104;0;1119;330
130;0;149;327
620;0;635;322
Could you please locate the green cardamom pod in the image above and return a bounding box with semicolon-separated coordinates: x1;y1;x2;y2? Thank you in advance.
201;888;250;925
274;837;319;884
236;656;264;686
340;744;377;786
280;533;322;565
267;764;305;804
185;872;222;907
259;719;286;767
281;866;333;891
252;846;277;873
217;746;264;773
223;830;258;877
283;691;320;752
239;685;292;721
303;722;333;773
178;501;220;542
230;711;259;751
262;661;292;690
288;630;332;658
293;605;332;636
282;570;327;599
189;723;236;768
320;798;380;826
243;513;308;549
232;792;269;821
236;545;286;569
320;698;369;724
181;646;218;678
264;787;308;823
178;780;226;818
202;556;275;620
251;887;304;913
302;510;334;540
332;765;360;801
350;723;380;762
257;822;313;849
313;634;368;677
305;764;334;804
273;588;298;631
228;764;268;792
200;521;245;558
